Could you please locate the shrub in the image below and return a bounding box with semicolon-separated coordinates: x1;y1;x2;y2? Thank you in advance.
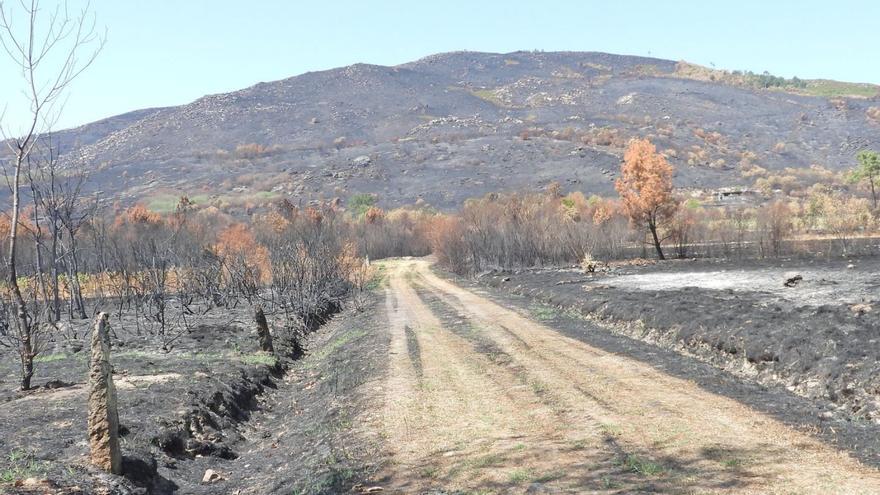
580;253;598;273
234;143;279;159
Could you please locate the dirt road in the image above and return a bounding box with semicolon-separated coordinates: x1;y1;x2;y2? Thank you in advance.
372;258;880;494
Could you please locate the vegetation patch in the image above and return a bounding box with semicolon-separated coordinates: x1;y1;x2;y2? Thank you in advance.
470;88;513;108
146;194;183;213
529;304;558;321
803;80;879;98
349;193;377;218
308;328;369;362
533;469;566;483
0;451;49;484
33;353;68;364
239;352;278;366
507;467;534;483
675;60;880;98
621;454;664;476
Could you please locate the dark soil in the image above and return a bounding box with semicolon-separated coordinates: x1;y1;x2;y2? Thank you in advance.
458;257;880;468
0;295;387;495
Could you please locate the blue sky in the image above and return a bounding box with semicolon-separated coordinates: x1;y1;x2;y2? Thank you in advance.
1;0;878;132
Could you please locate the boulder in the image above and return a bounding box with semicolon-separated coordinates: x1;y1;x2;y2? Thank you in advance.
202;469;225;483
352;155;372;167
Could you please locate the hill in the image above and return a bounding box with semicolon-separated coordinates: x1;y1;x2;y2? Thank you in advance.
45;51;880;212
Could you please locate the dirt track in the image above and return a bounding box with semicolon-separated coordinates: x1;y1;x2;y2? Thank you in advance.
372;258;880;494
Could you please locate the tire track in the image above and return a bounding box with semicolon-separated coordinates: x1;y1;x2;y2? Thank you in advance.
378;261;622;494
398;258;880;494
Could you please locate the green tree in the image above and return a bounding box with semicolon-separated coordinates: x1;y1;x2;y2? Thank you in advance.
851;150;880;209
348;193;377;218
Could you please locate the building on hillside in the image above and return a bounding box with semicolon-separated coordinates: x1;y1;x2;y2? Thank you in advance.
713;187;758;205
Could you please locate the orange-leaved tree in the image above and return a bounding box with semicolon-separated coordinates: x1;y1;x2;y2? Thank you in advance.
615;138;677;260
214;223;271;302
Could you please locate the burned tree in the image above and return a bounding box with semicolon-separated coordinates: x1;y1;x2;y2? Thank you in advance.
56;175;94;320
254;305;274;353
27;143;93;321
0;0;104;389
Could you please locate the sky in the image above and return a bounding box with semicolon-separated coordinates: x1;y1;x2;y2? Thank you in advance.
1;0;878;133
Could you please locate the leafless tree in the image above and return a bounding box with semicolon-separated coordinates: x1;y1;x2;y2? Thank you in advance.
56;171;93;319
0;0;104;389
26;137;90;321
259;206;353;345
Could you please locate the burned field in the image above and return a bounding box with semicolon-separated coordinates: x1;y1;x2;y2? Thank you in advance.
0;295;387;495
474;256;880;463
4;257;880;494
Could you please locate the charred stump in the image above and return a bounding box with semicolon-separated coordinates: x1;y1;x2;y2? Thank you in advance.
254;305;274;353
88;312;123;474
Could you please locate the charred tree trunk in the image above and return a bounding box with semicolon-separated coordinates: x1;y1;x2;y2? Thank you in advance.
9;153;35;391
68;236;87;319
18;332;34;391
647;217;665;261
51;227;61;322
254;305;274;353
30;210;50;315
871;177;877;210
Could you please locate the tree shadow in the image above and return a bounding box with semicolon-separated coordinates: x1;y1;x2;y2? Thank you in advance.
378;432;797;494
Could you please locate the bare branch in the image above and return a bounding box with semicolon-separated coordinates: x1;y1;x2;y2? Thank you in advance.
0;0;103;390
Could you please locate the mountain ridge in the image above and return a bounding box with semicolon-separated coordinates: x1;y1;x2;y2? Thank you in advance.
30;50;880;212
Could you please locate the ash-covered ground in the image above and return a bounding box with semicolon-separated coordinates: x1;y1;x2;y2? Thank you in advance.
601;257;879;306
0;296;387;495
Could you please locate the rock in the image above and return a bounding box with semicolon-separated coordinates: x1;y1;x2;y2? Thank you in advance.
850;303;872;315
88;312;123;475
202;469;225;483
43;379;74;389
352;155;372;167
354;485;384;493
616;92;636;105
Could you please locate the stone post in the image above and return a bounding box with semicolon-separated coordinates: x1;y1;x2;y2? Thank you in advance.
88;312;122;474
254;305;274;353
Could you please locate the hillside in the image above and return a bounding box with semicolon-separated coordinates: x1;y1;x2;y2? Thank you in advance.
47;51;880;212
